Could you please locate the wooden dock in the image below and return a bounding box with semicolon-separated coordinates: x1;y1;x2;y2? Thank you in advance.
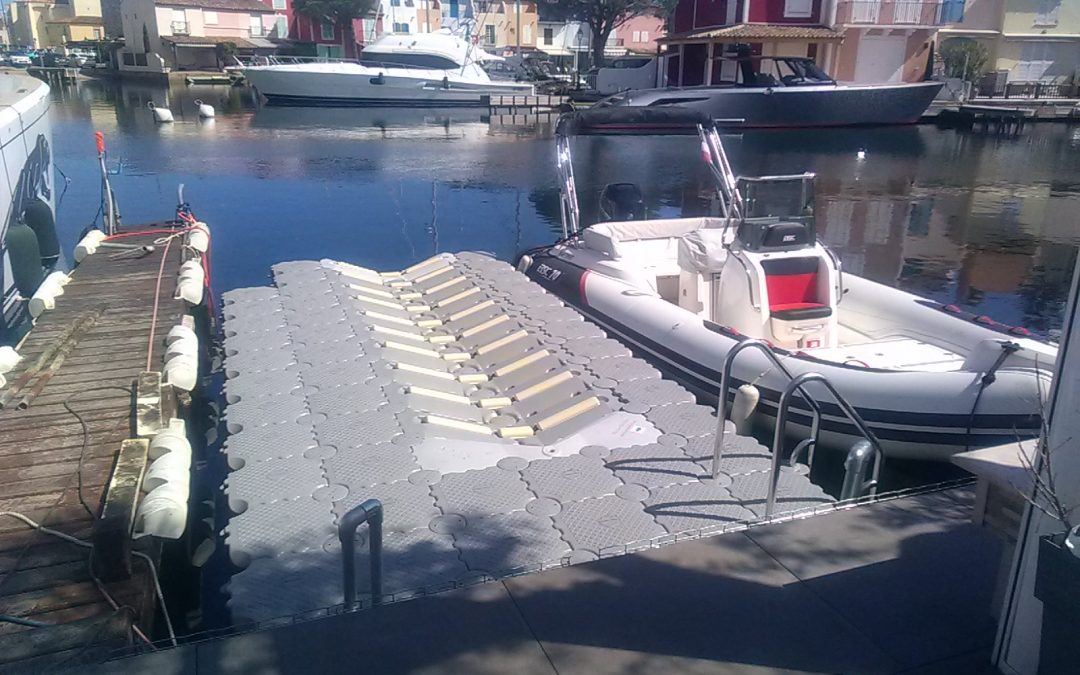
0;225;193;669
26;67;79;86
488;94;570;113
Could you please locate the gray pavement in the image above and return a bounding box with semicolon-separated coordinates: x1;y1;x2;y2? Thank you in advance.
92;487;1002;674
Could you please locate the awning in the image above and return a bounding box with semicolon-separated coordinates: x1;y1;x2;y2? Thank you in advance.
161;35;258;50
661;24;844;45
538;45;572;57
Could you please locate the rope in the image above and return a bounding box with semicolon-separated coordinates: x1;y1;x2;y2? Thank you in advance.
0;511;176;648
146;235;176;372
964;341;1021;452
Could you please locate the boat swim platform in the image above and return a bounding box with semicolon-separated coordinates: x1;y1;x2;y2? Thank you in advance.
0;226;191;668
219;251;843;624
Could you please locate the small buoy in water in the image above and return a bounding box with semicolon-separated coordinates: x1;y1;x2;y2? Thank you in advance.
730;383;760;435
856;149;866;160
194;99;215;119
148;100;174;123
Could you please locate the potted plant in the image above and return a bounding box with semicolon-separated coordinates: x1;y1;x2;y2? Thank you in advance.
1018;433;1079;674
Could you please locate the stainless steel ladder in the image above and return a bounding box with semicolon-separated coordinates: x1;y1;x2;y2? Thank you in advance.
711;339;885;517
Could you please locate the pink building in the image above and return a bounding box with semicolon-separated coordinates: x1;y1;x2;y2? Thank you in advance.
614;14;666;54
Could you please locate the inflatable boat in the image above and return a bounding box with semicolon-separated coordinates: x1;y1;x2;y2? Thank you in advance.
518;109;1055;461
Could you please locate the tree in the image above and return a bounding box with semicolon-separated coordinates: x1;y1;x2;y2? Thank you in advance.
294;0;379;59
546;0;678;70
940;38;989;83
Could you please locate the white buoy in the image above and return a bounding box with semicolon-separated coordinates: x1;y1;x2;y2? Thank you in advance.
148;100;174;123
74;229;107;262
194;99;215;119
186;221;210;253
730;383;761;435
0;346;20;374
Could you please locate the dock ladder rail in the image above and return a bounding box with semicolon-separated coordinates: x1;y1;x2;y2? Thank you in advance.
711;339;885;517
339;499;384;610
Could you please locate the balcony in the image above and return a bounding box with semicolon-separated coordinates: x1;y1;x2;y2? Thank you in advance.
836;1;962;27
171;21;190;35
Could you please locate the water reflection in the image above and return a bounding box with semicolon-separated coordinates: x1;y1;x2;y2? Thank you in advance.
47;79;1080;332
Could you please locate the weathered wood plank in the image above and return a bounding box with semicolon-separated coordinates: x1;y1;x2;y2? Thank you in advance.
92;439;148;582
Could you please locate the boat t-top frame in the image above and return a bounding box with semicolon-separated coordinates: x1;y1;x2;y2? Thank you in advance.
554;107;816;240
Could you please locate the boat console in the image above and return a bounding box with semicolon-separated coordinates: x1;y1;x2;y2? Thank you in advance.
716;175;840;350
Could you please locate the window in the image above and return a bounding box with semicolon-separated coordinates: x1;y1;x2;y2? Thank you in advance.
93;28;102;39
542;27;552;45
784;0;812;19
631;31;640;42
204;11;218;24
393;22;410;33
640;31;648;42
321;21;334;40
449;0;458;18
317;44;343;58
475;1;488;13
1035;0;1060;27
390;0;401;5
522;23;530;43
275;16;287;36
272;0;286;9
483;24;495;45
1015;42;1057;82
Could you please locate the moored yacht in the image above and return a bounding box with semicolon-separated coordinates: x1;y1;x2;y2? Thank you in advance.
594;52;942;128
517;108;1054;460
243;32;535;107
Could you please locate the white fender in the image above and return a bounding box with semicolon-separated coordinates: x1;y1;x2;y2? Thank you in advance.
28;275;66;318
149;418;191;461
0;346;19;374
164;353;198;391
133;484;188;539
186;222;210;253
176;259;205;305
74;229;107;262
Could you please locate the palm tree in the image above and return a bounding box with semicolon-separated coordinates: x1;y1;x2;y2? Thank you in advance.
294;0;379;59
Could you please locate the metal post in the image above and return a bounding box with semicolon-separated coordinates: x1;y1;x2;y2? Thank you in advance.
339;499;383;610
840;440;875;501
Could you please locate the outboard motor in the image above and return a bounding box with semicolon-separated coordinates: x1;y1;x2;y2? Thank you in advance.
599;183;645;222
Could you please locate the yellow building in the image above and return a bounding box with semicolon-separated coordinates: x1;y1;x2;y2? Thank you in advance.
8;0;103;49
997;0;1080;82
475;0;538;51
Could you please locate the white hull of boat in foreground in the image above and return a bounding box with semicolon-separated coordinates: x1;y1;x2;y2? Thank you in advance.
244;62;534;106
519;109;1055;461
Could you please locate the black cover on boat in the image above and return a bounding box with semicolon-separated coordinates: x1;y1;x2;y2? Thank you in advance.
557;107;711;136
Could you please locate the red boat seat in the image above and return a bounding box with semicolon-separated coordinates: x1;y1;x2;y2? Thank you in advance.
761;257;832;321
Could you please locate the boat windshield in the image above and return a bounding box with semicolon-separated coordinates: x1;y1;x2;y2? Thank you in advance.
358;52;462;69
713;57;835;88
737;176;815;225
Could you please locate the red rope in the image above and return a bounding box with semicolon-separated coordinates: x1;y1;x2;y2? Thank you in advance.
146;236;175;371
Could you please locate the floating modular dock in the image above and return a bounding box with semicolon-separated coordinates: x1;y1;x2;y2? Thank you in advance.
220;252;836;623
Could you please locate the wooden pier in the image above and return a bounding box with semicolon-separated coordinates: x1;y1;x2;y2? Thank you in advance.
26;67;80;86
488;94;570;114
0;225;192;670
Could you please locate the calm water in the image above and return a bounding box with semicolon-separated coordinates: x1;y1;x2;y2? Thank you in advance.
50;79;1080;333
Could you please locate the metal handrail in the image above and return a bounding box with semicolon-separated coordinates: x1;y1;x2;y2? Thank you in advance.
340;499;383;609
555;134;580;238
769;373;884;516
712;339;824;478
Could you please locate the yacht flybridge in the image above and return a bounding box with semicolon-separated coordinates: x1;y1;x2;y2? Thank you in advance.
518;108;1055;460
242;32;534;107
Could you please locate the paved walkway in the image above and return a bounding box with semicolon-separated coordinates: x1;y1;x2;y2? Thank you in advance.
93;487;1002;674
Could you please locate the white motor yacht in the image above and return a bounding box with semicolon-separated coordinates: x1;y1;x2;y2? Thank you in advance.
243;32;534;107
